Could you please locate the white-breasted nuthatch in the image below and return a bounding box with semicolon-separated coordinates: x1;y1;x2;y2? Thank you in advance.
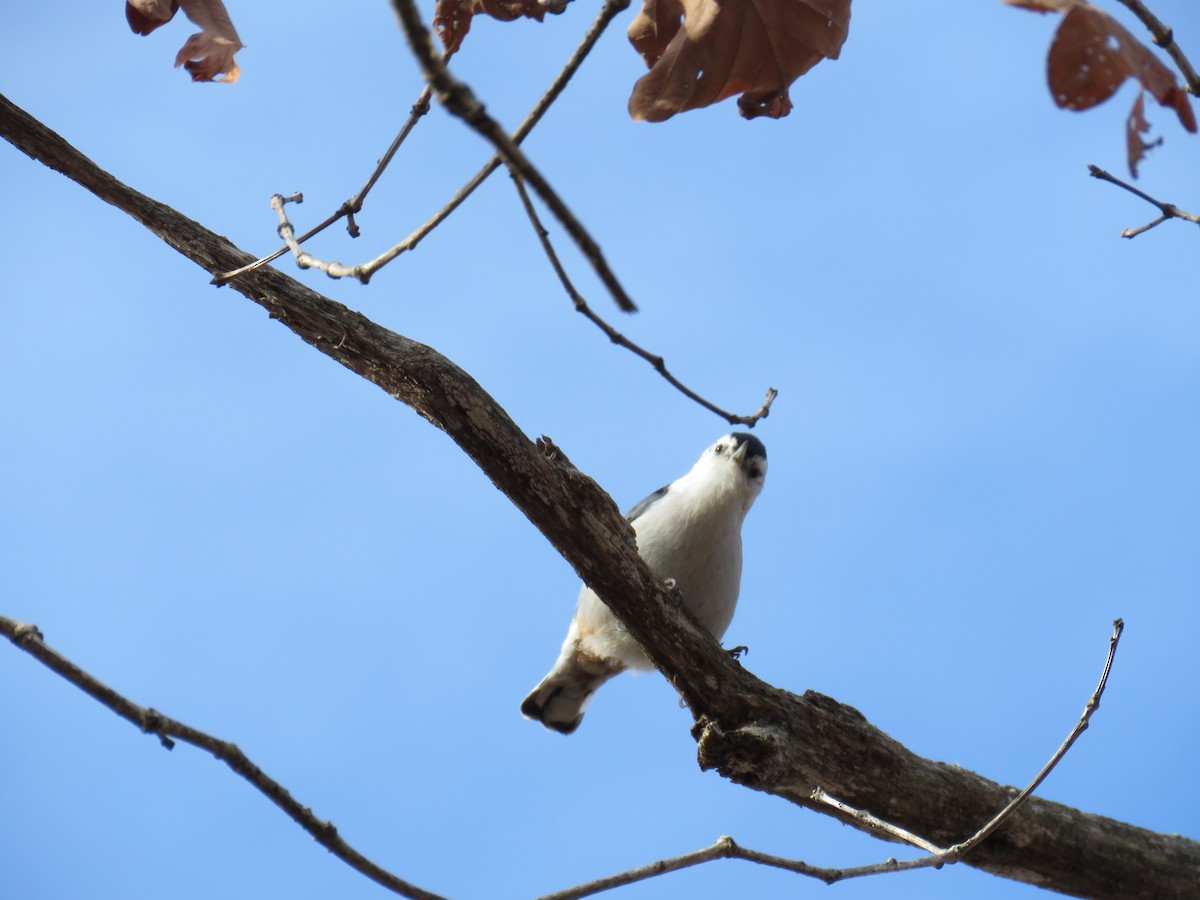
521;432;767;733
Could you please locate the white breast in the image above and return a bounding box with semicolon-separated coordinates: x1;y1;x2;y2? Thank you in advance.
571;475;747;670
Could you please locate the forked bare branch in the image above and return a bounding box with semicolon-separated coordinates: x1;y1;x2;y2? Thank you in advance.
1089;164;1200;236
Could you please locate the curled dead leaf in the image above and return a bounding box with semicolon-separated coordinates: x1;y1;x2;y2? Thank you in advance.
627;0;851;123
126;0;181;36
434;0;570;55
128;0;244;83
1125;91;1162;178
174;30;242;83
1008;0;1196;176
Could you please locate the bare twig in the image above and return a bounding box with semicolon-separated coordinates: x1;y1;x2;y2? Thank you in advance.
816;617;1126;866
811;788;944;853
543;619;1127;898
390;0;637;311
509;172;776;426
271;192;364;278
535;835;829;900
343;84;437;238
943;618;1125;861
6;90;1192;896
0;615;446;900
1088;164;1200;236
1115;0;1200;95
214;84;437;285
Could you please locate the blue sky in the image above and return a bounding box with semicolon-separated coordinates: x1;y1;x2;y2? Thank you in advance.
2;2;1197;898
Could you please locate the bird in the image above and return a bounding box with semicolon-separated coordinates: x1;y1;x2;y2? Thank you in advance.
521;432;767;734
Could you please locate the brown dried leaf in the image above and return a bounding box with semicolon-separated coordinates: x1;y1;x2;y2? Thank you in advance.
434;0;568;55
174;31;241;82
129;0;243;82
126;0;180;36
1125;90;1162;178
175;0;243;82
1007;0;1196;176
627;0;851;123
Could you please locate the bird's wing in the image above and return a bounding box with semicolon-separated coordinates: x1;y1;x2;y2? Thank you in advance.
624;484;670;523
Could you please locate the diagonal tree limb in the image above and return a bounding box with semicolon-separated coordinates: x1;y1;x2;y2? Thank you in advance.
2;92;1198;899
0;617;446;900
509;171;776;426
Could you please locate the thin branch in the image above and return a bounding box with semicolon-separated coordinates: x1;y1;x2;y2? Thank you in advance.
390;0;637;311
216;0;627;288
535;833;933;900
1088;164;1200;236
811;788;944;853
343;83;437;238
945;617;1125;860
1114;0;1200;95
816;616;1127;867
0;615;446;900
509;171;776;426
214;84;437;285
544;619;1127;899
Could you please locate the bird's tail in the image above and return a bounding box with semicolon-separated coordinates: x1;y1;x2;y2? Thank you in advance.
521;652;623;735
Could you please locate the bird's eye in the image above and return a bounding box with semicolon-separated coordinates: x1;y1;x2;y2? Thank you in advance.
714;443;725;454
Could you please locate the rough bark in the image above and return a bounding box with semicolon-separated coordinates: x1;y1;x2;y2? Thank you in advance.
2;92;1197;898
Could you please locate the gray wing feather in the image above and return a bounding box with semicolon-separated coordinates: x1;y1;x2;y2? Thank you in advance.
625;484;669;523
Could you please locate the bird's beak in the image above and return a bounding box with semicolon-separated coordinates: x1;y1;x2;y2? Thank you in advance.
731;440;748;461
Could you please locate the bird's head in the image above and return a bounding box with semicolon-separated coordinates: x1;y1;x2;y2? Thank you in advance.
691;432;767;513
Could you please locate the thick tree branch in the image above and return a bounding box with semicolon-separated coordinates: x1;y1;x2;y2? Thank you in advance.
3;92;1198;898
0;618;445;900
